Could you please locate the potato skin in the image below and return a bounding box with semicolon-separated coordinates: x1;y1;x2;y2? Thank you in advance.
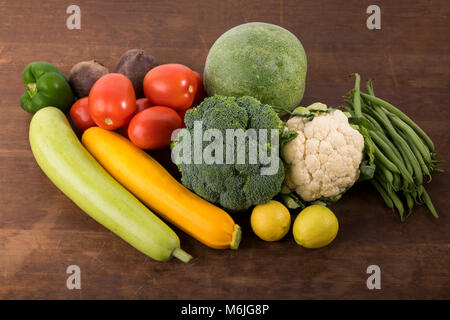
69;60;109;98
115;49;158;98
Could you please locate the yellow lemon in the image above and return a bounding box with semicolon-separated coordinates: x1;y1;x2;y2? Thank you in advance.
292;205;338;248
251;200;291;242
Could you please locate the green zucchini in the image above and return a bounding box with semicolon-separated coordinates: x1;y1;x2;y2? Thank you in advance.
29;107;192;263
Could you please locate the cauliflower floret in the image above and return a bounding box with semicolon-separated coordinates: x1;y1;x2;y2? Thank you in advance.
283;108;364;201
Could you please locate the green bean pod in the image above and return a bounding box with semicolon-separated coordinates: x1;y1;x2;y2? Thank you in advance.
363;113;383;132
388;114;432;164
360;93;435;152
370;131;404;168
353;74;362;117
374;160;394;185
370;126;403;163
370;179;394;209
365;107;414;186
398;130;431;181
418;186;439;218
371;106;423;185
372;143;400;174
404;192;414;219
375;170;393;194
391;173;402;191
388;190;405;221
366;79;375;97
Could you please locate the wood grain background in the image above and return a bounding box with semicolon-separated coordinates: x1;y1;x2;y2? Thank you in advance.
0;0;449;299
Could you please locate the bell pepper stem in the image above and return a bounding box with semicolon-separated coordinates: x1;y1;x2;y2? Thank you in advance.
26;83;37;97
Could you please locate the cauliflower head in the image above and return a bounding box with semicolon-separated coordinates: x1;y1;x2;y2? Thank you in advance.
282;108;364;201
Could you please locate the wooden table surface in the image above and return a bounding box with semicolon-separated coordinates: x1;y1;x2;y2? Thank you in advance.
0;0;449;299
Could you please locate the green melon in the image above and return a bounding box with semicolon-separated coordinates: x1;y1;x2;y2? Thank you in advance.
204;22;307;112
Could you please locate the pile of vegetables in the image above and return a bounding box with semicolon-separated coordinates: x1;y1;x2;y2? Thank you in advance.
18;21;441;263
20;50;205;153
345;74;441;221
22;49;240;263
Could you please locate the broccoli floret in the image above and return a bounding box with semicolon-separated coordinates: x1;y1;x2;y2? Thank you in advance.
244;163;285;205
185;96;248;130
176;95;285;212
237;96;284;132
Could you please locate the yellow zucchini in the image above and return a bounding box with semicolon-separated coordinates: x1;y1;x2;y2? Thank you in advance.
82;127;241;250
29;107;191;262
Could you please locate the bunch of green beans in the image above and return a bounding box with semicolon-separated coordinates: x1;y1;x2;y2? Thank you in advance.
345;74;441;221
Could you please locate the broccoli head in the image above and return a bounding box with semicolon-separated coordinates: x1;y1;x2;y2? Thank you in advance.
174;95;285;212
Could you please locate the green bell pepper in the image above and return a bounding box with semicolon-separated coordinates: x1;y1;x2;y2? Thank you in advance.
20;61;75;114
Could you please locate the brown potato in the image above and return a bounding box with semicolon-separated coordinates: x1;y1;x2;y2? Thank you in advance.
115;49;158;98
69;60;109;98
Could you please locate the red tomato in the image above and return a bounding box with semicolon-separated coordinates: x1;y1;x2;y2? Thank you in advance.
178;108;190;128
69;97;96;132
120;98;153;138
128;106;182;150
121;124;130;139
136;98;152;113
89;73;136;130
192;71;205;106
143;64;197;111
